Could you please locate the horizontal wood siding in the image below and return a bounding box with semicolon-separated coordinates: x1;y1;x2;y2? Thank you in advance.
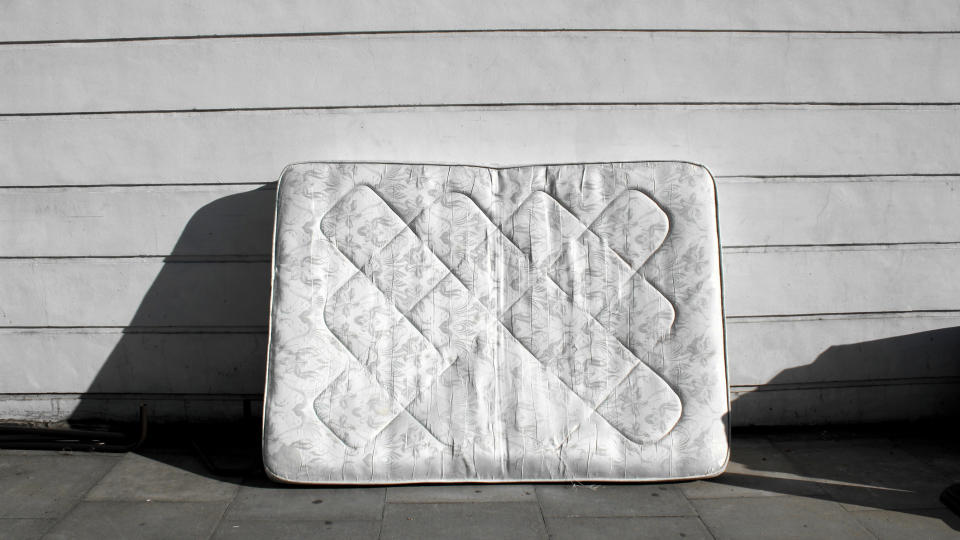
723;245;960;316
0;259;270;327
2;3;958;425
6;34;960;113
4;107;960;186
717;177;960;246
3;0;959;42
0;329;266;394
731;382;960;425
0;185;276;257
727;313;960;385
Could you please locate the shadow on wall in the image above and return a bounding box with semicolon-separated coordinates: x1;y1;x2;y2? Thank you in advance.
68;185;278;425
731;326;960;426
64;182;960;429
64;182;960;428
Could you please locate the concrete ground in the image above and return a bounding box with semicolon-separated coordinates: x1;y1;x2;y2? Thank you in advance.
1;426;959;539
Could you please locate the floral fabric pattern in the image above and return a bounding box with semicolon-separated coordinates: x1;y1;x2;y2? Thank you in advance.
264;162;728;483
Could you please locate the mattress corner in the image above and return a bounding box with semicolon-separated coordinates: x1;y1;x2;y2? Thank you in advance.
706;443;731;478
260;446;298;485
677;160;715;179
700;443;732;480
686;161;719;195
276;162;305;190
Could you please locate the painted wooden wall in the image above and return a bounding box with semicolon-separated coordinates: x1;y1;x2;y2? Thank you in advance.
2;0;959;425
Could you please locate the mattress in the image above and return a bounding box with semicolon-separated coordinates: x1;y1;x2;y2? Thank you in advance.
263;161;728;484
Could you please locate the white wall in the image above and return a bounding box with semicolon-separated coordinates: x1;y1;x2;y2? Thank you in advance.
2;0;959;425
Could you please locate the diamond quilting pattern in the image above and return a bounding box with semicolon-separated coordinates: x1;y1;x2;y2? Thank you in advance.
317;176;681;449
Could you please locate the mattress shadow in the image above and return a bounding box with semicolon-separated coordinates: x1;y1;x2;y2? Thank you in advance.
67;184;275;437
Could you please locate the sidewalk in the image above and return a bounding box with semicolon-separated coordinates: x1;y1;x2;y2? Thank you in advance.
1;426;959;539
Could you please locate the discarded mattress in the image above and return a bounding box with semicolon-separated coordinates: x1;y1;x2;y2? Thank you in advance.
263;161;728;484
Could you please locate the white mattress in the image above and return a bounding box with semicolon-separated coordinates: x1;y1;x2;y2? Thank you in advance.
263;162;728;484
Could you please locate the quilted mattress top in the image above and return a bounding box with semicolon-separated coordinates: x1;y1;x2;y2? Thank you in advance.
263;161;728;484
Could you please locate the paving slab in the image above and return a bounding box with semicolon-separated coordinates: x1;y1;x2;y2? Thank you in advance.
544;516;713;540
681;437;827;499
693;496;874;539
85;451;239;502
386;484;536;503
852;508;960;539
212;519;381;539
773;438;950;511
536;484;696;518
43;501;227;540
0;454;116;518
225;482;385;521
0;518;55;540
381;502;547;540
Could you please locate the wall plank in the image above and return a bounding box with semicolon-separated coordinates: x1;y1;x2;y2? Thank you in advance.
0;247;957;326
3;0;959;41
730;381;960;425
4;176;958;257
0;185;275;257
727;313;960;386
6;33;960;113
723;245;960;316
0;329;265;394
0;259;270;327
0;393;257;423
4;107;960;186
717;176;960;246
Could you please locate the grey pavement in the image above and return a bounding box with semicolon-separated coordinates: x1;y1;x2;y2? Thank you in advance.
1;428;959;539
